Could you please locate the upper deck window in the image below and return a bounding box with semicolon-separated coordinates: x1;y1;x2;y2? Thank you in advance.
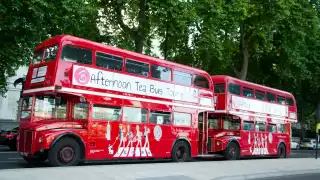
61;45;92;65
243;87;253;98
44;45;59;62
228;83;241;95
286;97;294;106
33;49;44;64
214;83;225;93
194;75;209;89
151;65;171;81
266;92;276;102
126;59;149;77
173;71;192;86
255;90;265;100
96;52;123;71
277;96;286;105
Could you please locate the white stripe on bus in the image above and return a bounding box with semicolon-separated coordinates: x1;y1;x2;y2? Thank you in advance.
214;110;297;122
23;86;216;111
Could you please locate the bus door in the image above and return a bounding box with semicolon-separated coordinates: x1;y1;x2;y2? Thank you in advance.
198;111;208;154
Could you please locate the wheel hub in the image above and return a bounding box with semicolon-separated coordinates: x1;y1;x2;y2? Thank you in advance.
59;147;74;163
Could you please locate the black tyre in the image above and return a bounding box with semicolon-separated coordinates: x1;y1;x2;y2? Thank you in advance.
23;156;46;166
172;141;190;162
223;142;240;160
48;137;81;167
277;143;286;158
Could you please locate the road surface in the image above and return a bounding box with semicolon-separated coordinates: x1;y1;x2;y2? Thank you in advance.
254;173;320;180
0;145;318;170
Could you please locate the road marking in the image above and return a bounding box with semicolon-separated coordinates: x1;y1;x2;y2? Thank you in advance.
8;157;22;160
0;151;18;154
0;161;18;163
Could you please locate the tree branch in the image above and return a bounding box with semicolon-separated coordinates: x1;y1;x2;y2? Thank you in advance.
113;1;132;34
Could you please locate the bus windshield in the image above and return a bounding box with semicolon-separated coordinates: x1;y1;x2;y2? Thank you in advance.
34;95;67;120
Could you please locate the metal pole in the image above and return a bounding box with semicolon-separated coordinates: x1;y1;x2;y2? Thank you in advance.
315;102;320;159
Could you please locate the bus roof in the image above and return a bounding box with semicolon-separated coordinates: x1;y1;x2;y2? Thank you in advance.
211;75;294;97
35;34;209;75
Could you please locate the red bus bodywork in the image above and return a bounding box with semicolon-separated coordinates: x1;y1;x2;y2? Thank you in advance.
207;75;297;158
17;35;215;166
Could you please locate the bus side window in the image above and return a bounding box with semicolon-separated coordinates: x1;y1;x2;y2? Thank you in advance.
193;75;210;89
173;112;191;126
267;124;277;133
266;92;276;103
243;87;253;98
92;104;121;121
173;71;192;86
277;124;286;133
151;65;171;82
122;107;148;123
149;111;171;125
255;122;265;132
277;96;285;105
96;52;123;71
61;45;92;65
286;97;294;106
255;90;265;100
73;103;89;120
243;121;254;131
214;83;225;94
208;117;219;129
228;83;241;95
125;59;149;77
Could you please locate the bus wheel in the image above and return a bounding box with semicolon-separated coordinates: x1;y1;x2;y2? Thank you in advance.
223;142;240;160
277;143;286;158
172;141;190;162
48;137;81;166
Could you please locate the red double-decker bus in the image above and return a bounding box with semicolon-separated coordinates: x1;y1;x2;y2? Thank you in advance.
17;35;215;166
206;75;297;160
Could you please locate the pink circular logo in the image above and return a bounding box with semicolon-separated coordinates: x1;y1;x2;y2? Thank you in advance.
74;67;90;85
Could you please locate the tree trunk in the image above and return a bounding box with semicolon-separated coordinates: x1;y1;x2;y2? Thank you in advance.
238;23;249;80
134;33;144;53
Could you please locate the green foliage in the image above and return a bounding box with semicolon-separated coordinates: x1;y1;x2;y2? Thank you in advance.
0;0;101;96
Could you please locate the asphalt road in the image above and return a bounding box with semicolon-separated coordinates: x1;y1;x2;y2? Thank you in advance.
254;173;320;180
0;145;317;170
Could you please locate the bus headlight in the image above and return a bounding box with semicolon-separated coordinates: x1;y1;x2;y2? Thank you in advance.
38;137;43;143
216;141;220;146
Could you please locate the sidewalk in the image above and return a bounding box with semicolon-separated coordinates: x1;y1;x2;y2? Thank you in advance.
1;158;320;180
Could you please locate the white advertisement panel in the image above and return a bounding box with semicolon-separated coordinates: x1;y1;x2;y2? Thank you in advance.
231;95;288;117
72;65;201;103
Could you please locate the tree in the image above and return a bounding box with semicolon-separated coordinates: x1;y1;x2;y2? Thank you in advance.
0;0;101;96
99;0;151;53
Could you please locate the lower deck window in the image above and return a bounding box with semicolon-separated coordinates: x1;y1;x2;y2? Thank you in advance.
123;107;147;123
150;111;171;125
92;104;121;121
173;112;191;126
243;121;254;131
223;116;240;130
73;103;88;119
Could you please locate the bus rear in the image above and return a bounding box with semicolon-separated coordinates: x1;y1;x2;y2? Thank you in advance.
208;75;297;160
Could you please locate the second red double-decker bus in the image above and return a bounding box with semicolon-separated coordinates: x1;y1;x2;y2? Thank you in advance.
205;75;297;160
17;35;215;166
